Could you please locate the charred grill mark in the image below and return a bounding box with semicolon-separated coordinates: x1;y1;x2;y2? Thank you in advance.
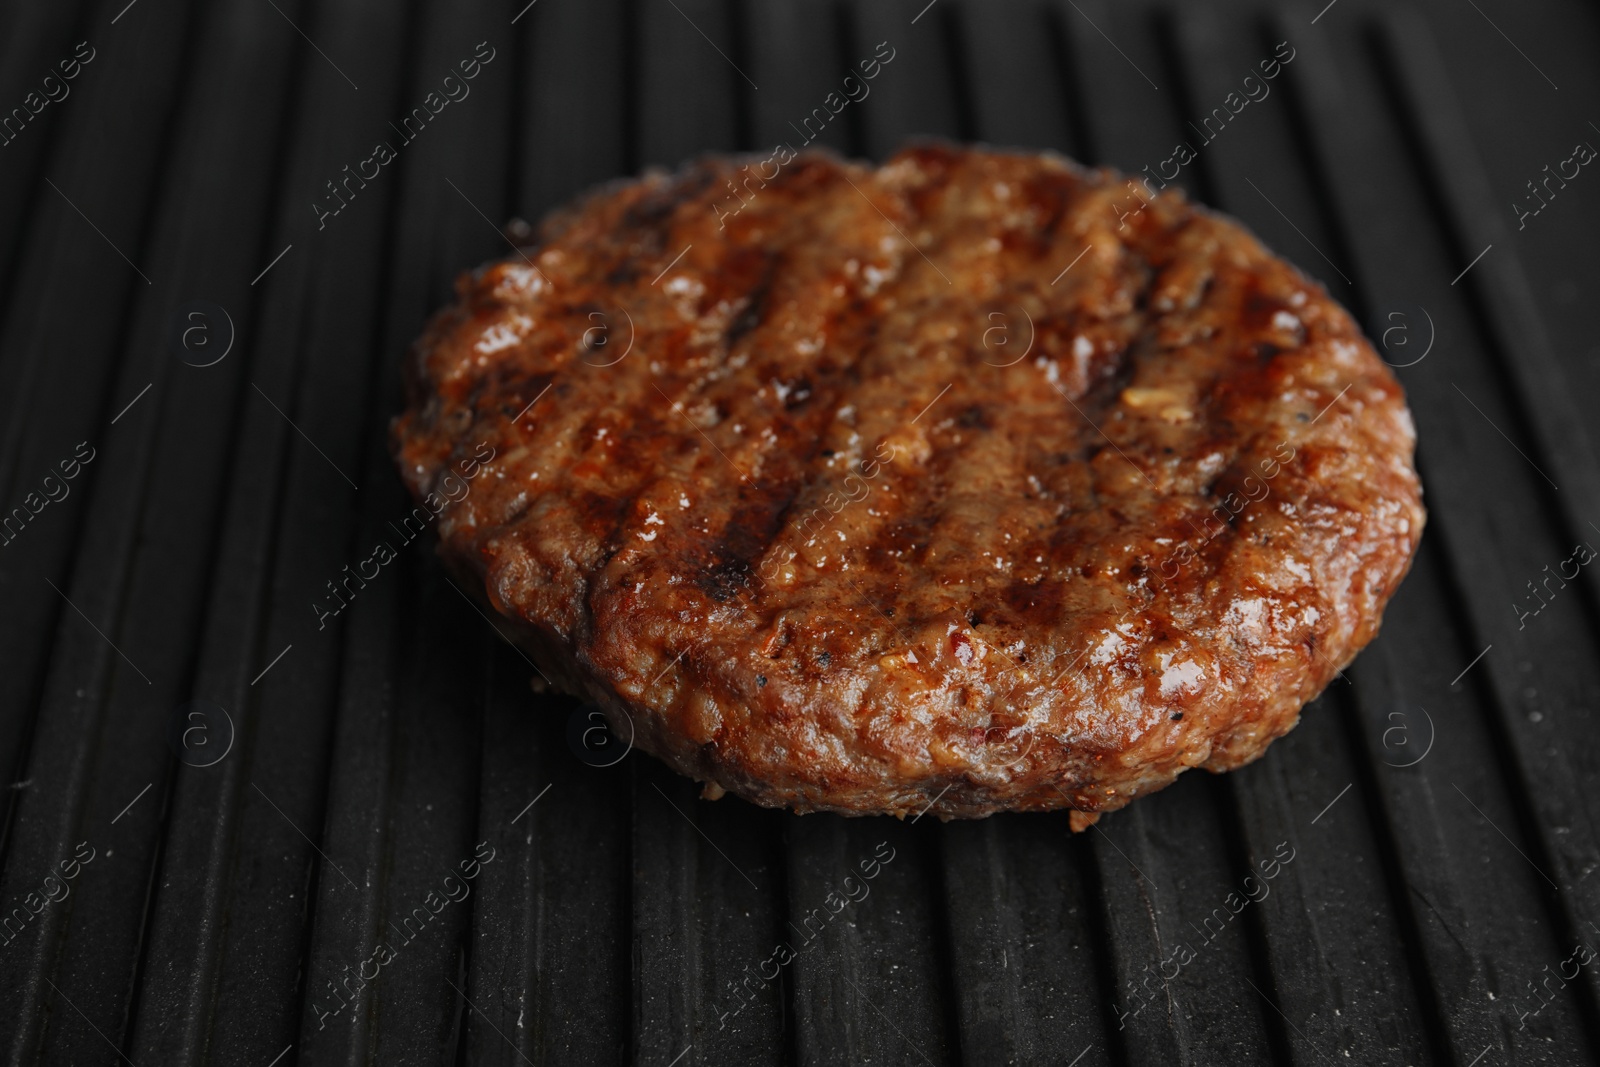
698;557;756;604
1003;573;1066;625
725;257;775;352
725;297;765;351
1241;288;1286;326
894;141;962;216
571;489;634;547
1029;172;1075;235
623;165;717;232
605;260;645;289
695;481;804;603
575;386;706;584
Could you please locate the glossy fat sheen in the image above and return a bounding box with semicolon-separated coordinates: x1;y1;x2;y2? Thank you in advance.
391;145;1424;825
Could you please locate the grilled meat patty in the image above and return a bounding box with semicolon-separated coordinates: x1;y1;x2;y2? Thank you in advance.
391;144;1423;826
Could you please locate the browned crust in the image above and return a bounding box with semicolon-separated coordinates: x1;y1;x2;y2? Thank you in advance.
391;144;1424;823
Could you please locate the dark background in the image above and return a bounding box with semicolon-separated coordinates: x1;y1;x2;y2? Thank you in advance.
2;0;1599;1063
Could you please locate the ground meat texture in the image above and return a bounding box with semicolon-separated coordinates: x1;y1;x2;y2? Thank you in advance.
391;144;1424;827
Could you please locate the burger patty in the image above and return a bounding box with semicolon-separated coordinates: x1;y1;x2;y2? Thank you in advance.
391;144;1423;826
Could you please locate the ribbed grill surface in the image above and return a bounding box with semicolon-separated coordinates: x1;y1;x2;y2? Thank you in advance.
1;1;1598;1063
